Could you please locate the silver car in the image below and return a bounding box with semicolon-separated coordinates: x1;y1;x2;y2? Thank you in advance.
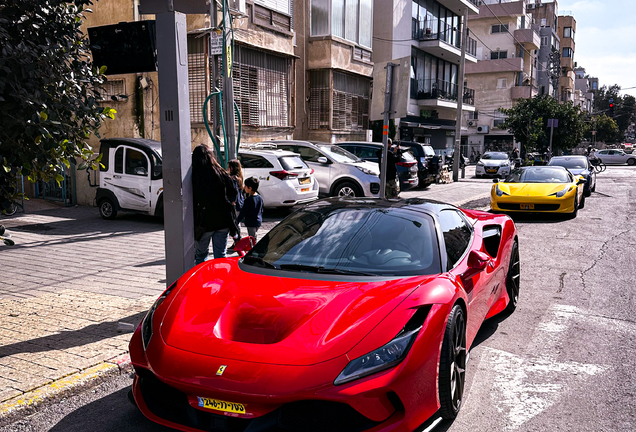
271;140;381;197
475;151;513;178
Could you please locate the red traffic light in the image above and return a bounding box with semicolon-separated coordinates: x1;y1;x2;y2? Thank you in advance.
610;103;614;108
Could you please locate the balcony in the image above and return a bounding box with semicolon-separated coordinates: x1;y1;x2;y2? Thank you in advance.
514;28;540;50
439;0;480;16
410;78;476;110
511;85;534;100
465;56;523;74
412;18;478;63
561;56;574;71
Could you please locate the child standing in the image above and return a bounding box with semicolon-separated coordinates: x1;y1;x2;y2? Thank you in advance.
227;159;244;244
237;177;263;241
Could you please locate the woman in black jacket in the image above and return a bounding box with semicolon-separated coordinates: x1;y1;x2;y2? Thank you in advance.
192;144;237;264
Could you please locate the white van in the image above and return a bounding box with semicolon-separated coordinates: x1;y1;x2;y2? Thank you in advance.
96;138;164;219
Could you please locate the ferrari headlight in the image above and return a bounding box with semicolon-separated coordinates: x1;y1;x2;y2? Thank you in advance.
334;306;430;386
141;281;177;350
550;185;573;198
356;166;378;176
495;184;509;197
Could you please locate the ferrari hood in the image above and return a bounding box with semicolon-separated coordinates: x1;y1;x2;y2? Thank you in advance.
160;259;428;366
499;182;573;197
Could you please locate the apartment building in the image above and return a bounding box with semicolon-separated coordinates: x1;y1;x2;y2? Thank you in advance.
464;0;539;154
557;11;576;102
296;0;374;142
373;0;480;150
573;66;596;113
527;0;560;98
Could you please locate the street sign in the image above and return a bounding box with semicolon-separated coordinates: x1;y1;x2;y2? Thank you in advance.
209;30;222;55
547;118;559;128
370;56;410;121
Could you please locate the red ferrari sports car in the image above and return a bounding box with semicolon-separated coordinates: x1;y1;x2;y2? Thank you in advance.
129;198;519;432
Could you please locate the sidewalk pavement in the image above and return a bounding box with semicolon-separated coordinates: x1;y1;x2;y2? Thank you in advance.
0;170;491;416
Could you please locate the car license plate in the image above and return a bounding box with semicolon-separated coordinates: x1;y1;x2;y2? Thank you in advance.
197;397;245;414
520;204;534;210
301;188;309;192
487;169;497;173
299;177;311;185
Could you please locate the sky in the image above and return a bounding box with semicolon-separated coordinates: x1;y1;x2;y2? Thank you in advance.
558;0;636;97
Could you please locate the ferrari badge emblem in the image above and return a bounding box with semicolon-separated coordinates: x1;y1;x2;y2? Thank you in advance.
216;365;227;376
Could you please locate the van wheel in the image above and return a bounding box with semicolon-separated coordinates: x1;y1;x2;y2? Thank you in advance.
99;198;117;220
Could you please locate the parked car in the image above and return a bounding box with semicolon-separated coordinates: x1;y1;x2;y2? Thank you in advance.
335;141;419;190
548;155;596;197
237;147;319;208
271;140;380;197
475;152;513;178
395;141;437;188
96;138;164;220
129;197;519;432
593;149;636;165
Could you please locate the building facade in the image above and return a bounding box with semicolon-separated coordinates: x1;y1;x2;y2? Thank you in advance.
464;0;539;155
295;0;375;143
573;66;596;113
528;0;561;99
372;0;480;150
556;12;576;103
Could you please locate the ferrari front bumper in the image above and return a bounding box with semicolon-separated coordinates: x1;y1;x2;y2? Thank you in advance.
491;190;577;213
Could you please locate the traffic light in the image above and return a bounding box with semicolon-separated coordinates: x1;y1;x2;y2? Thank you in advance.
609;98;615;117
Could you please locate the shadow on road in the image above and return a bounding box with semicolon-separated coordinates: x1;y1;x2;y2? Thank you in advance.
49;387;177;432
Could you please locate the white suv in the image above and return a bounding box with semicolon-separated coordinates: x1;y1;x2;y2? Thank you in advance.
238;147;319;208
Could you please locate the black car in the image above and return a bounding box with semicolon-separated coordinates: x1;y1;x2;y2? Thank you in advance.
395;141;437;188
336;142;419;191
548;156;597;197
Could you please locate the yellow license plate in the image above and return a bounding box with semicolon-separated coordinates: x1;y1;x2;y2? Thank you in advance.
487;169;498;173
299;177;311;185
301;188;309;192
197;397;246;414
520;204;534;210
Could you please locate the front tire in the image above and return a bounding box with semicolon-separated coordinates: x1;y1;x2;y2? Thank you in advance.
333;181;361;198
579;194;586;209
439;305;467;420
99;198;117;220
505;241;520;313
569;195;579;219
627;158;636;166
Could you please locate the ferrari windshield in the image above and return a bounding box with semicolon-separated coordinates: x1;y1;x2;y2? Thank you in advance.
245;206;441;276
481;152;508;160
504;167;572;183
548;157;587;169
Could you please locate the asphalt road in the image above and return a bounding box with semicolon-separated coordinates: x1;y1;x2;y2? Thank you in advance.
4;165;635;432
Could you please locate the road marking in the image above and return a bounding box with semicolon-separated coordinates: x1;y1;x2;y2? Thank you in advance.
474;304;612;430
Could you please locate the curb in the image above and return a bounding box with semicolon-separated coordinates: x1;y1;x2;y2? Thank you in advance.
0;353;132;425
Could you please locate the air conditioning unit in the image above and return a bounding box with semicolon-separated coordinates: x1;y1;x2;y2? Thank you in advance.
468;121;475;126
527;4;534;9
477;125;489;134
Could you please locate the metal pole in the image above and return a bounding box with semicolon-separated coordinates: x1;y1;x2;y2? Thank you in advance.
453;8;468;182
549;124;554;156
222;0;237;162
380;63;394;200
210;1;220;145
156;11;195;285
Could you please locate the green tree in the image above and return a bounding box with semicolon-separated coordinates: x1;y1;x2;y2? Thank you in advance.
587;115;619;144
593;85;635;138
501;95;588;155
0;0;114;212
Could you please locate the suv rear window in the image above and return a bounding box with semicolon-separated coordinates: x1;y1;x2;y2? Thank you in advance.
240;154;274;169
279;156;307;171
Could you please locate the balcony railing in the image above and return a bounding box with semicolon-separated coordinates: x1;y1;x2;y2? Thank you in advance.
412;18;477;57
410;78;475;105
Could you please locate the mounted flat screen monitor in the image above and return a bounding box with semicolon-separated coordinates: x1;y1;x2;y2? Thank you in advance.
88;21;157;75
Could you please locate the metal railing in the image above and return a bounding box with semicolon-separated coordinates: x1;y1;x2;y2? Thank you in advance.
412;18;477;57
410;78;475;105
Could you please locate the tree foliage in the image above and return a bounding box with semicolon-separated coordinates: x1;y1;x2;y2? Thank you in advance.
0;0;114;211
501;95;588;155
587;115;619;144
593;85;636;138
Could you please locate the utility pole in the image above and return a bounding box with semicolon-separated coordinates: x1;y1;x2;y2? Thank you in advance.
379;63;395;200
221;1;237;162
453;9;468;182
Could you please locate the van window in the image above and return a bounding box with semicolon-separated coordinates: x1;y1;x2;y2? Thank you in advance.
125;149;149;176
114;147;124;173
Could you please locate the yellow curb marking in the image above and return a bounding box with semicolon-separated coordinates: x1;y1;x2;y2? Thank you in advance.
0;362;118;415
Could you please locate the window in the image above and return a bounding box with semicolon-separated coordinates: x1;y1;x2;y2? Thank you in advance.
98;79;126;101
114;147;124;174
278;156;307;171
439;210;472;271
468;111;479;120
563;47;572;58
310;0;330;36
563;27;574;40
187;35;207;124
541;18;547;26
256;0;290;15
494;110;506;128
309;70;331;130
541;36;548;46
311;0;373;48
497;78;507;89
125;149;148;176
239;154;274;169
231;45;290;128
491;51;508;60
332;71;370;131
357;146;378;160
491;24;509;34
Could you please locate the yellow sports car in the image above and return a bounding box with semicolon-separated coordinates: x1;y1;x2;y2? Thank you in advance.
491;166;587;217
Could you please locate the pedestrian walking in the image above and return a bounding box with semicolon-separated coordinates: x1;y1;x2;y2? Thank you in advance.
237;176;264;241
227;159;244;244
376;139;401;199
191;144;238;264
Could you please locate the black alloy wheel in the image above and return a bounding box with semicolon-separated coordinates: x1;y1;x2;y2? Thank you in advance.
439;305;467;419
99;198;117;220
505;241;520;313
